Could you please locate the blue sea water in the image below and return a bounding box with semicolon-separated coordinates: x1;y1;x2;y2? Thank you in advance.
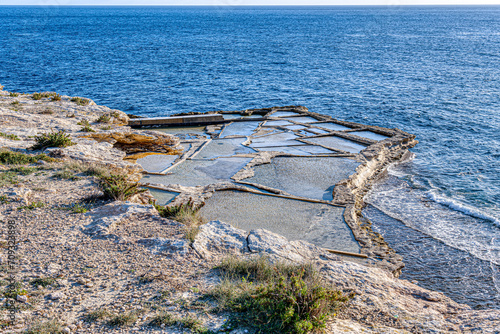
0;5;499;309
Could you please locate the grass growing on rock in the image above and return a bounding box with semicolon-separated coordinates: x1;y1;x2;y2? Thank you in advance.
150;312;212;333
207;256;353;334
0;150;52;165
80;125;95;132
107;310;140;327
97;173;146;201
71;97;90;106
156;200;207;242
31;130;75;150
25;319;64;334
0;132;20;140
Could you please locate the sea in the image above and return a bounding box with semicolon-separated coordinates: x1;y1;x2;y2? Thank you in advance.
0;5;498;309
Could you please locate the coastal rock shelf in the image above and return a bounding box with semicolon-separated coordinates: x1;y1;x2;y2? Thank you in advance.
137;106;418;273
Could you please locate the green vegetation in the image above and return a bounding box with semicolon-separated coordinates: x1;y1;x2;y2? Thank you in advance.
0;171;19;187
25;319;64;334
11;100;19;105
150;313;212;333
3;281;27;299
71;97;90;106
80;125;95;133
156;200;206;242
207;256;352;334
32;92;43;100
18;201;45;210
0;195;9;203
85;308;112;322
31;130;75;150
77;119;90;126
100;125;112;130
9;92;19;97
97;173;146;201
51;93;62;101
0;150;52;164
11;166;37;175
0;132;20;140
70;203;88;214
107;310;139;327
30;277;57;288
96;114;111;123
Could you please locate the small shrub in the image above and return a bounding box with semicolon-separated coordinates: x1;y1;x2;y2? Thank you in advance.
80;125;95;133
207;257;352;334
52;169;78;180
0;150;52;164
9;92;19;97
71;97;90;106
17;201;45;210
156;200;206;242
107;310;138;327
77;119;90;126
0;195;9;203
39;108;54;115
32;92;43;100
149;312;177;327
11;166;37;175
11;100;19;105
0;171;19;187
97;173;146;201
51;93;61;101
71;203;88;214
25;319;64;334
85;308;111;322
31;130;75;150
3;281;27;299
30;277;57;288
96;114;111;123
100;125;112;130
0;132;20;140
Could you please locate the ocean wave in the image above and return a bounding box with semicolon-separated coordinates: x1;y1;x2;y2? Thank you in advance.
426;191;500;227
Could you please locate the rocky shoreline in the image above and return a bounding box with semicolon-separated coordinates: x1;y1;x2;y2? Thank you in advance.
0;89;498;333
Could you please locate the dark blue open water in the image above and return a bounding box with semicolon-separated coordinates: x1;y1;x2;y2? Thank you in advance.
0;5;499;309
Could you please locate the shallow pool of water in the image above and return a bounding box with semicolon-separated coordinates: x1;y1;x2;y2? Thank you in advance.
200;191;360;253
220;121;261;138
140;157;252;187
195;138;256;159
244;157;359;200
305;136;367;153
148;188;179;205
315;123;352;131
136;154;178;173
351;130;390;141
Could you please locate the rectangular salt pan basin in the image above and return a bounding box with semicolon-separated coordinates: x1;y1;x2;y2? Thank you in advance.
270;111;299;117
315;123;351;131
263;120;293;127
195;138;256;159
286;116;320;123
200;191;360;254
148;189;179;206
140;158;252;187
305;136;367;153
350;130;390;141
220;121;261;138
136;154;178;173
244;157;359;201
250;131;303;148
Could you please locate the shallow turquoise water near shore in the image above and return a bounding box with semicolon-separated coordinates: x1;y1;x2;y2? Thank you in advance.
1;5;499;309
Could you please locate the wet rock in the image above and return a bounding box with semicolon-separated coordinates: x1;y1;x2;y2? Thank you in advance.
192;220;248;258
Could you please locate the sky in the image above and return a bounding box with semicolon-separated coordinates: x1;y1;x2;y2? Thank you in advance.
1;0;500;5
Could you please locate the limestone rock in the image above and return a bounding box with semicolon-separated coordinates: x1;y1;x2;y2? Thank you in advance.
192;220;248;258
247;229;325;263
82;129;181;154
84;202;157;237
48;291;65;300
137;238;189;256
